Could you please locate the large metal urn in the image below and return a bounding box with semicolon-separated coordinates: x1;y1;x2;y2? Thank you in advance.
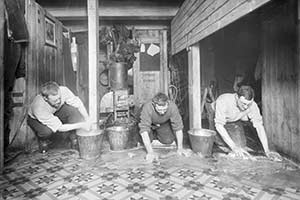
109;62;128;90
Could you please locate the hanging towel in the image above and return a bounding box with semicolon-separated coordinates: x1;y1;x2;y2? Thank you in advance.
4;0;29;43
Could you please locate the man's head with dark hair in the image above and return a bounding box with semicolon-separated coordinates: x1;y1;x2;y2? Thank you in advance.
40;81;61;109
236;85;255;111
152;92;169;115
152;92;169;106
237;85;255;100
40;81;60;98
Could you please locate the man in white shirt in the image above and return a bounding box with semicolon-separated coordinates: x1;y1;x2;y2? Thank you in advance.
214;85;280;160
28;81;91;152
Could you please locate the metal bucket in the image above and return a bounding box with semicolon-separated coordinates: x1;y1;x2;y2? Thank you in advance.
188;128;216;157
106;126;130;151
76;129;104;160
109;62;128;90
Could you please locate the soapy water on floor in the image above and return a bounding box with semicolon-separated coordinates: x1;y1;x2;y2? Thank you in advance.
75;142;299;188
5;132;300;193
5;140;300;199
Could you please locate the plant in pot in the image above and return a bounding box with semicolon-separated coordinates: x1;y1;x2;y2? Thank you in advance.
99;24;140;90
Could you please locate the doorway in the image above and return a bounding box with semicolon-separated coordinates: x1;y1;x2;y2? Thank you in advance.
133;29;168;107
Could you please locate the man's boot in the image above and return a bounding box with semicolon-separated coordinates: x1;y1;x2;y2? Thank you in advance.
38;139;52;153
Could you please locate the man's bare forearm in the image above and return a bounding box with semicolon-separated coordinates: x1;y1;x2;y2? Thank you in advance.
57;122;85;132
77;105;89;121
140;131;153;153
215;124;238;151
175;130;183;150
256;125;270;153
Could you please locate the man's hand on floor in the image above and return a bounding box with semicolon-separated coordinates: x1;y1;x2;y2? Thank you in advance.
177;148;192;157
266;151;282;162
231;147;255;160
145;152;159;163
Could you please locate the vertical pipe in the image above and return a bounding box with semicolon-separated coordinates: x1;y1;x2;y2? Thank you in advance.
188;43;201;129
87;0;99;126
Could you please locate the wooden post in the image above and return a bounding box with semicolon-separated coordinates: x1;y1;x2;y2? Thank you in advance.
160;30;169;94
133;52;140;106
297;0;300;161
188;43;201;129
87;0;99;125
0;0;4;173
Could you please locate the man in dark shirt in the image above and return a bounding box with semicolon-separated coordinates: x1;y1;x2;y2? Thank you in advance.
138;92;190;162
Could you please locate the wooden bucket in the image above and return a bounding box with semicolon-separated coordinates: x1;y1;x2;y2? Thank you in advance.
76;129;104;160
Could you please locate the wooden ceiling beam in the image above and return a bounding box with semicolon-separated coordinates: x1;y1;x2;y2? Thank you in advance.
40;3;179;21
37;0;180;21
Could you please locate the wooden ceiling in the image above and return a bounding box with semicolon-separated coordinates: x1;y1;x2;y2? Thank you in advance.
35;0;185;21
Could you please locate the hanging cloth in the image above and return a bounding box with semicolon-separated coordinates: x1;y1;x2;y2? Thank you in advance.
4;0;29;43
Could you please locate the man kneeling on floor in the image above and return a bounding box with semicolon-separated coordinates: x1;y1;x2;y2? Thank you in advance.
213;85;280;160
138;92;190;163
28;81;92;153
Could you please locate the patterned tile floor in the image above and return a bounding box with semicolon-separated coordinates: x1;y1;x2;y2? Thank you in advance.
1;147;300;200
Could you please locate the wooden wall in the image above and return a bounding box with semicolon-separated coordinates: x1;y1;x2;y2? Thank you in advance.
200;37;215;89
171;0;300;161
262;0;300;161
171;0;271;55
27;1;67;92
73;32;107;116
170;50;190;144
298;0;300;164
133;29;168;107
10;0;76;149
0;0;4;172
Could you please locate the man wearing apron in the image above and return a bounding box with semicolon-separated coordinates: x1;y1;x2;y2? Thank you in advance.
213;85;279;160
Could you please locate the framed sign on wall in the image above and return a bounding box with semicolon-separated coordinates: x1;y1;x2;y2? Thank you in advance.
45;17;55;46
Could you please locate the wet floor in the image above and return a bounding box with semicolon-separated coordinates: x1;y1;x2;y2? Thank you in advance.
1;141;300;200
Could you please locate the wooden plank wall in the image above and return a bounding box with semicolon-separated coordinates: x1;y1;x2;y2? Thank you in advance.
74;32;107;118
26;0;67;106
200;37;215;88
0;0;4;173
171;0;271;55
133;29;161;107
23;0;38;150
169;50;189;144
10;0;76;149
298;0;300;164
74;33;89;110
262;0;300;161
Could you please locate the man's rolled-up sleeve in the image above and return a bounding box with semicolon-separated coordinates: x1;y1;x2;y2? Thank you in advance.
31;106;62;132
248;103;263;128
138;104;152;134
170;104;183;131
214;100;226;126
61;87;83;109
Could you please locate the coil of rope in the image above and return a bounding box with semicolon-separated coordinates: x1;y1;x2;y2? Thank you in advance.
168;85;178;102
